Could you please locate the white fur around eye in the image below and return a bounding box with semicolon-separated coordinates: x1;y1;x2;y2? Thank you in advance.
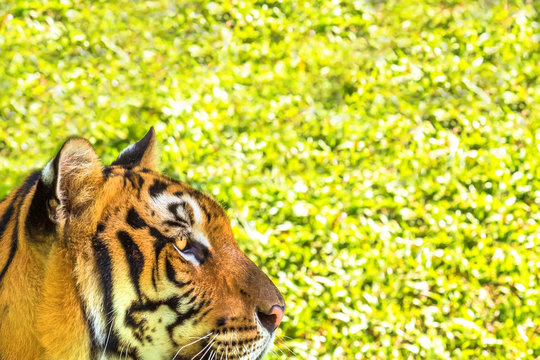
173;244;198;265
191;230;210;249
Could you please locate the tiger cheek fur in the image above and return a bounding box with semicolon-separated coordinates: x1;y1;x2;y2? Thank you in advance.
0;128;285;360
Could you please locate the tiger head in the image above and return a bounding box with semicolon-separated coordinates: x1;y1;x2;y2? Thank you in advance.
38;128;285;359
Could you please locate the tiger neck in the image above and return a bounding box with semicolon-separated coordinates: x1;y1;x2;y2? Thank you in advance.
0;173;92;359
0;173;64;358
36;243;93;359
0;174;43;358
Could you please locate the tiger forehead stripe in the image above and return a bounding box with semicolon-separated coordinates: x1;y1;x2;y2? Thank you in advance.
178;196;203;226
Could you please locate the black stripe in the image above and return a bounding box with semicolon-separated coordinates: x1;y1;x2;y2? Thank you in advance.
149;226;175;290
127;207;147;229
165;257;191;288
97;223;106;233
149;180;167;198
125;296;182;345
102;166;114;177
168;203;179;216
150;226;175;266
148;225;182;294
0;216;19;285
0;205;14;240
25;178;56;237
168;202;191;227
134;173;144;197
0;172;40;285
92;235;113;313
16;171;41;198
164;220;188;228
152;263;158;291
182;288;195;302
117;230;145;300
194;307;212;325
166;299;205;340
192;296;213;325
127;296;180;315
78;297;100;356
182;203;195;225
91;235;120;353
199;203;212;222
123;170;145;198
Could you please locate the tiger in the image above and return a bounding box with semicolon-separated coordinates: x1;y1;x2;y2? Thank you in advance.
0;127;285;360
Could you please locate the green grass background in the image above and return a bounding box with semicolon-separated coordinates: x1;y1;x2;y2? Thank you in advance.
1;0;539;358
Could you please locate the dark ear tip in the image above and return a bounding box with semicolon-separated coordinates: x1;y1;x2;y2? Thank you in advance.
139;126;155;145
141;126;155;147
111;126;157;167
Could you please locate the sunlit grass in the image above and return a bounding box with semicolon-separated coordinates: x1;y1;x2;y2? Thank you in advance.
0;0;539;358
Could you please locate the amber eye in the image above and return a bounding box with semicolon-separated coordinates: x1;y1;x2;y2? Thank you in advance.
174;235;188;252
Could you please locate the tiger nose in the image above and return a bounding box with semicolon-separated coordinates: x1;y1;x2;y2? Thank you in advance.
256;304;285;333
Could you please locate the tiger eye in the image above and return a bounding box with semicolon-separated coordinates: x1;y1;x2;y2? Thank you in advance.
176;235;188;251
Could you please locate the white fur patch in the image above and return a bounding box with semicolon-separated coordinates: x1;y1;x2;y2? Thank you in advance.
74;258;108;346
191;229;210;249
42;160;55;186
89;304;107;345
151;194;182;219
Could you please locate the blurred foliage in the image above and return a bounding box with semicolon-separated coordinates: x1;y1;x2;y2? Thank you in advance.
1;0;540;359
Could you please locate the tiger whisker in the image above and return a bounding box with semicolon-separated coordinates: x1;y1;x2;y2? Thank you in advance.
276;340;296;356
248;342;255;360
272;344;285;358
213;344;221;360
270;349;281;359
243;343;253;360
119;344;125;360
190;334;218;360
172;332;213;360
100;315;116;360
195;337;216;360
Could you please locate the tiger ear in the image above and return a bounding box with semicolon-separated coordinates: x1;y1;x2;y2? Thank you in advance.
42;138;103;223
111;127;157;170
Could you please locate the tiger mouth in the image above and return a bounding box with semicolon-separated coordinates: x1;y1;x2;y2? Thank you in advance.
176;336;271;360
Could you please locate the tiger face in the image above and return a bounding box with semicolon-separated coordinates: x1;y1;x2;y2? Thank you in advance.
86;160;286;359
0;128;285;360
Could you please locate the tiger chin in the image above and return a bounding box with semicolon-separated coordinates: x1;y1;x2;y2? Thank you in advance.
0;127;285;360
